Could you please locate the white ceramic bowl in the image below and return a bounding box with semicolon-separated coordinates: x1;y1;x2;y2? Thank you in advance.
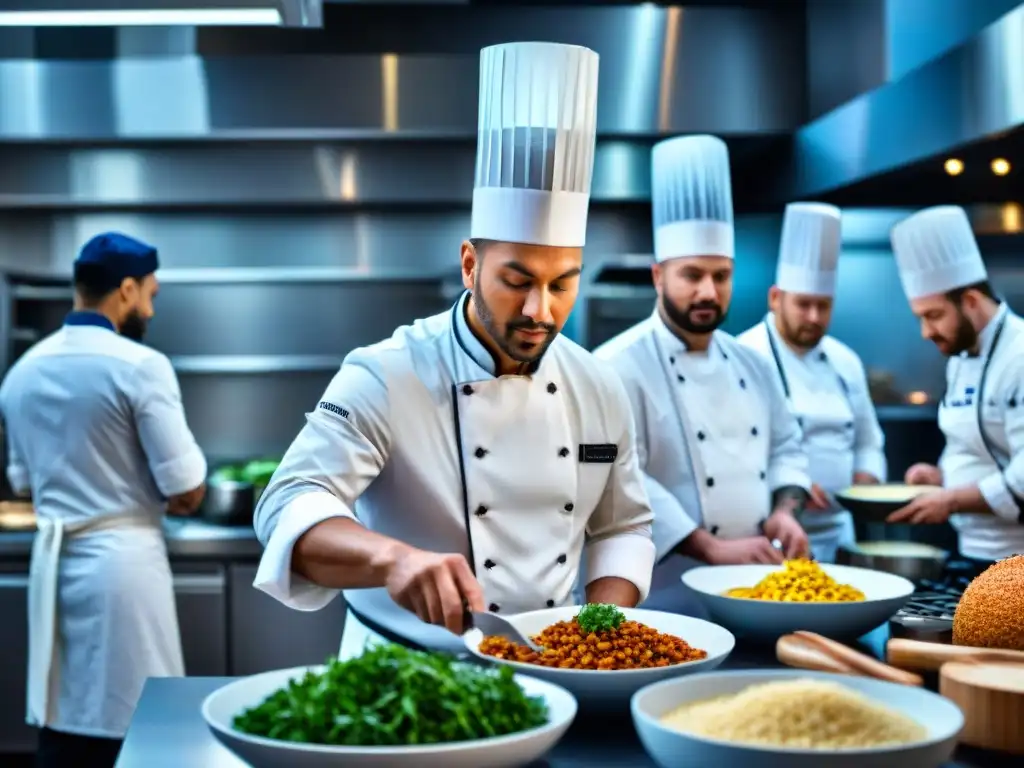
462;606;735;707
632;669;963;768
201;665;577;768
682;563;914;640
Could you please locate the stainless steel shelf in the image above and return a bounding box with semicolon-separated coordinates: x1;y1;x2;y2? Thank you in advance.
170;355;341;375
10;285;72;302
157;268;443;286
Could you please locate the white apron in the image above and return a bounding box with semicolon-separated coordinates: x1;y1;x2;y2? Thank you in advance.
28;513;184;737
664;339;771;539
763;320;856;562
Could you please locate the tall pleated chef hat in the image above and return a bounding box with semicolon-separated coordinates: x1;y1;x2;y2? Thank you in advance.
890;205;988;300
470;42;600;248
775;202;842;296
651;134;734;263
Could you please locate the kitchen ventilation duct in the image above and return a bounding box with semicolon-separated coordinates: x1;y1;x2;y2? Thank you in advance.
780;3;1024;200
0;0;322;27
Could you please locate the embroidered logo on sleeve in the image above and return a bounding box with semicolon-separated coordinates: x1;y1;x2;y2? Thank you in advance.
318;401;350;420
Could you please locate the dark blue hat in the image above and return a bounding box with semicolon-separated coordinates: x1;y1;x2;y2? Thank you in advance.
73;232;159;289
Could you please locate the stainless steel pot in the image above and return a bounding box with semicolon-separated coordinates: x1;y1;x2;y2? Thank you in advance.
837;542;949;583
200;479;255;527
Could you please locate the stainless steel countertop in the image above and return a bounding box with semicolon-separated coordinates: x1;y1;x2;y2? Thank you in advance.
115;657;1016;768
0;518;261;559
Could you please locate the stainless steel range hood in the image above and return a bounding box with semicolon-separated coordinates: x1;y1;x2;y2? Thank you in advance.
782;3;1024;199
0;0;322;27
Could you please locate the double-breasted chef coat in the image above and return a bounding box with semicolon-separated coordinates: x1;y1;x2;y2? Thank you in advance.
593;311;811;588
0;311;207;738
252;291;656;659
937;302;1024;561
738;314;887;562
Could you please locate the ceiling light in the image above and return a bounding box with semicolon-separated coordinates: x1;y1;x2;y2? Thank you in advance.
0;8;281;25
944;158;964;176
992;158;1011;176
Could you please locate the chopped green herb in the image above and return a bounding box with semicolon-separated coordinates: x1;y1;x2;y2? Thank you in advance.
231;643;549;746
576;603;626;634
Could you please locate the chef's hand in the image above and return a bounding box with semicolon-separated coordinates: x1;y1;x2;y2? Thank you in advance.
905;463;942;486
384;548;485;634
707;536;785;565
805;484;832;511
853;472;880;485
762;511;810;559
886;490;955;524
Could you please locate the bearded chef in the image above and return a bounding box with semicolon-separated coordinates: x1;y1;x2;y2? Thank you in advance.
0;233;206;768
886;205;1024;564
593;134;811;586
738;203;887;563
252;42;655;658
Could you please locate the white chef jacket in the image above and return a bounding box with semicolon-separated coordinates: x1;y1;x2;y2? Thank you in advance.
938;303;1024;561
593;311;811;562
0;311;206;738
252;292;655;656
738;314;887;561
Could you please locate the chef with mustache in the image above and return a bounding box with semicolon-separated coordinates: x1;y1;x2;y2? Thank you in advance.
739;203;887;563
252;41;655;658
594;134;811;585
887;205;1024;565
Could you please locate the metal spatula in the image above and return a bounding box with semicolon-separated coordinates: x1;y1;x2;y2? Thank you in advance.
465;611;544;652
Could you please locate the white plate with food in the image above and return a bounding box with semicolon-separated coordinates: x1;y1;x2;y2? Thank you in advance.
201;644;577;768
462;604;735;704
834;483;944;523
682;560;914;640
631;669;963;767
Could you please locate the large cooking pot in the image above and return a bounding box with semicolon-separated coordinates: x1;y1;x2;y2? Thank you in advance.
200;479;255;527
837;541;948;582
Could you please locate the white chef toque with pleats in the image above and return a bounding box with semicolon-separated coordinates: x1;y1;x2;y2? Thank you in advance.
470;42;600;248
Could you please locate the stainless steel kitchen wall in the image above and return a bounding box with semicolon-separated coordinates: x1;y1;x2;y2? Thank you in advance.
0;4;805;139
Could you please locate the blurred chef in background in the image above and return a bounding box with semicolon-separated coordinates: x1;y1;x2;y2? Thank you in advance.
888;205;1024;565
252;42;655;659
738;203;887;563
593;134;811;589
0;233;206;768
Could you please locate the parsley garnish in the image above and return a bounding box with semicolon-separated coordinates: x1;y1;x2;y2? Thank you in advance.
576;603;626;634
231;643;549;746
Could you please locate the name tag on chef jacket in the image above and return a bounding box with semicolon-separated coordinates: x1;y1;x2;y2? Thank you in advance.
579;444;617;463
949;386;976;408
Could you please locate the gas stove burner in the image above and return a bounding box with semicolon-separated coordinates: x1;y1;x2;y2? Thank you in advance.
887;562;975;641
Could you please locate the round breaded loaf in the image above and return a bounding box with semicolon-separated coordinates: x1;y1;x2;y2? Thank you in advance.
952;555;1024;650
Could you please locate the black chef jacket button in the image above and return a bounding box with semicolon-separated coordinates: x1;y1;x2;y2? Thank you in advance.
706;477;715;488
677;374;686;383
739;378;747;389
818;352;827;362
760;470;767;480
484;559;496;569
669;356;675;364
558;447;570;458
556;553;567;564
461;384;473;395
474;446;488;459
489;603;500;613
751;427;758;436
845;421;854;428
722;351;729;360
697;431;706;441
474;504;488;516
546;599;555;608
797;416;804;427
547;382;557;394
564;502;574;512
1010;398;1018;408
710;525;720;535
